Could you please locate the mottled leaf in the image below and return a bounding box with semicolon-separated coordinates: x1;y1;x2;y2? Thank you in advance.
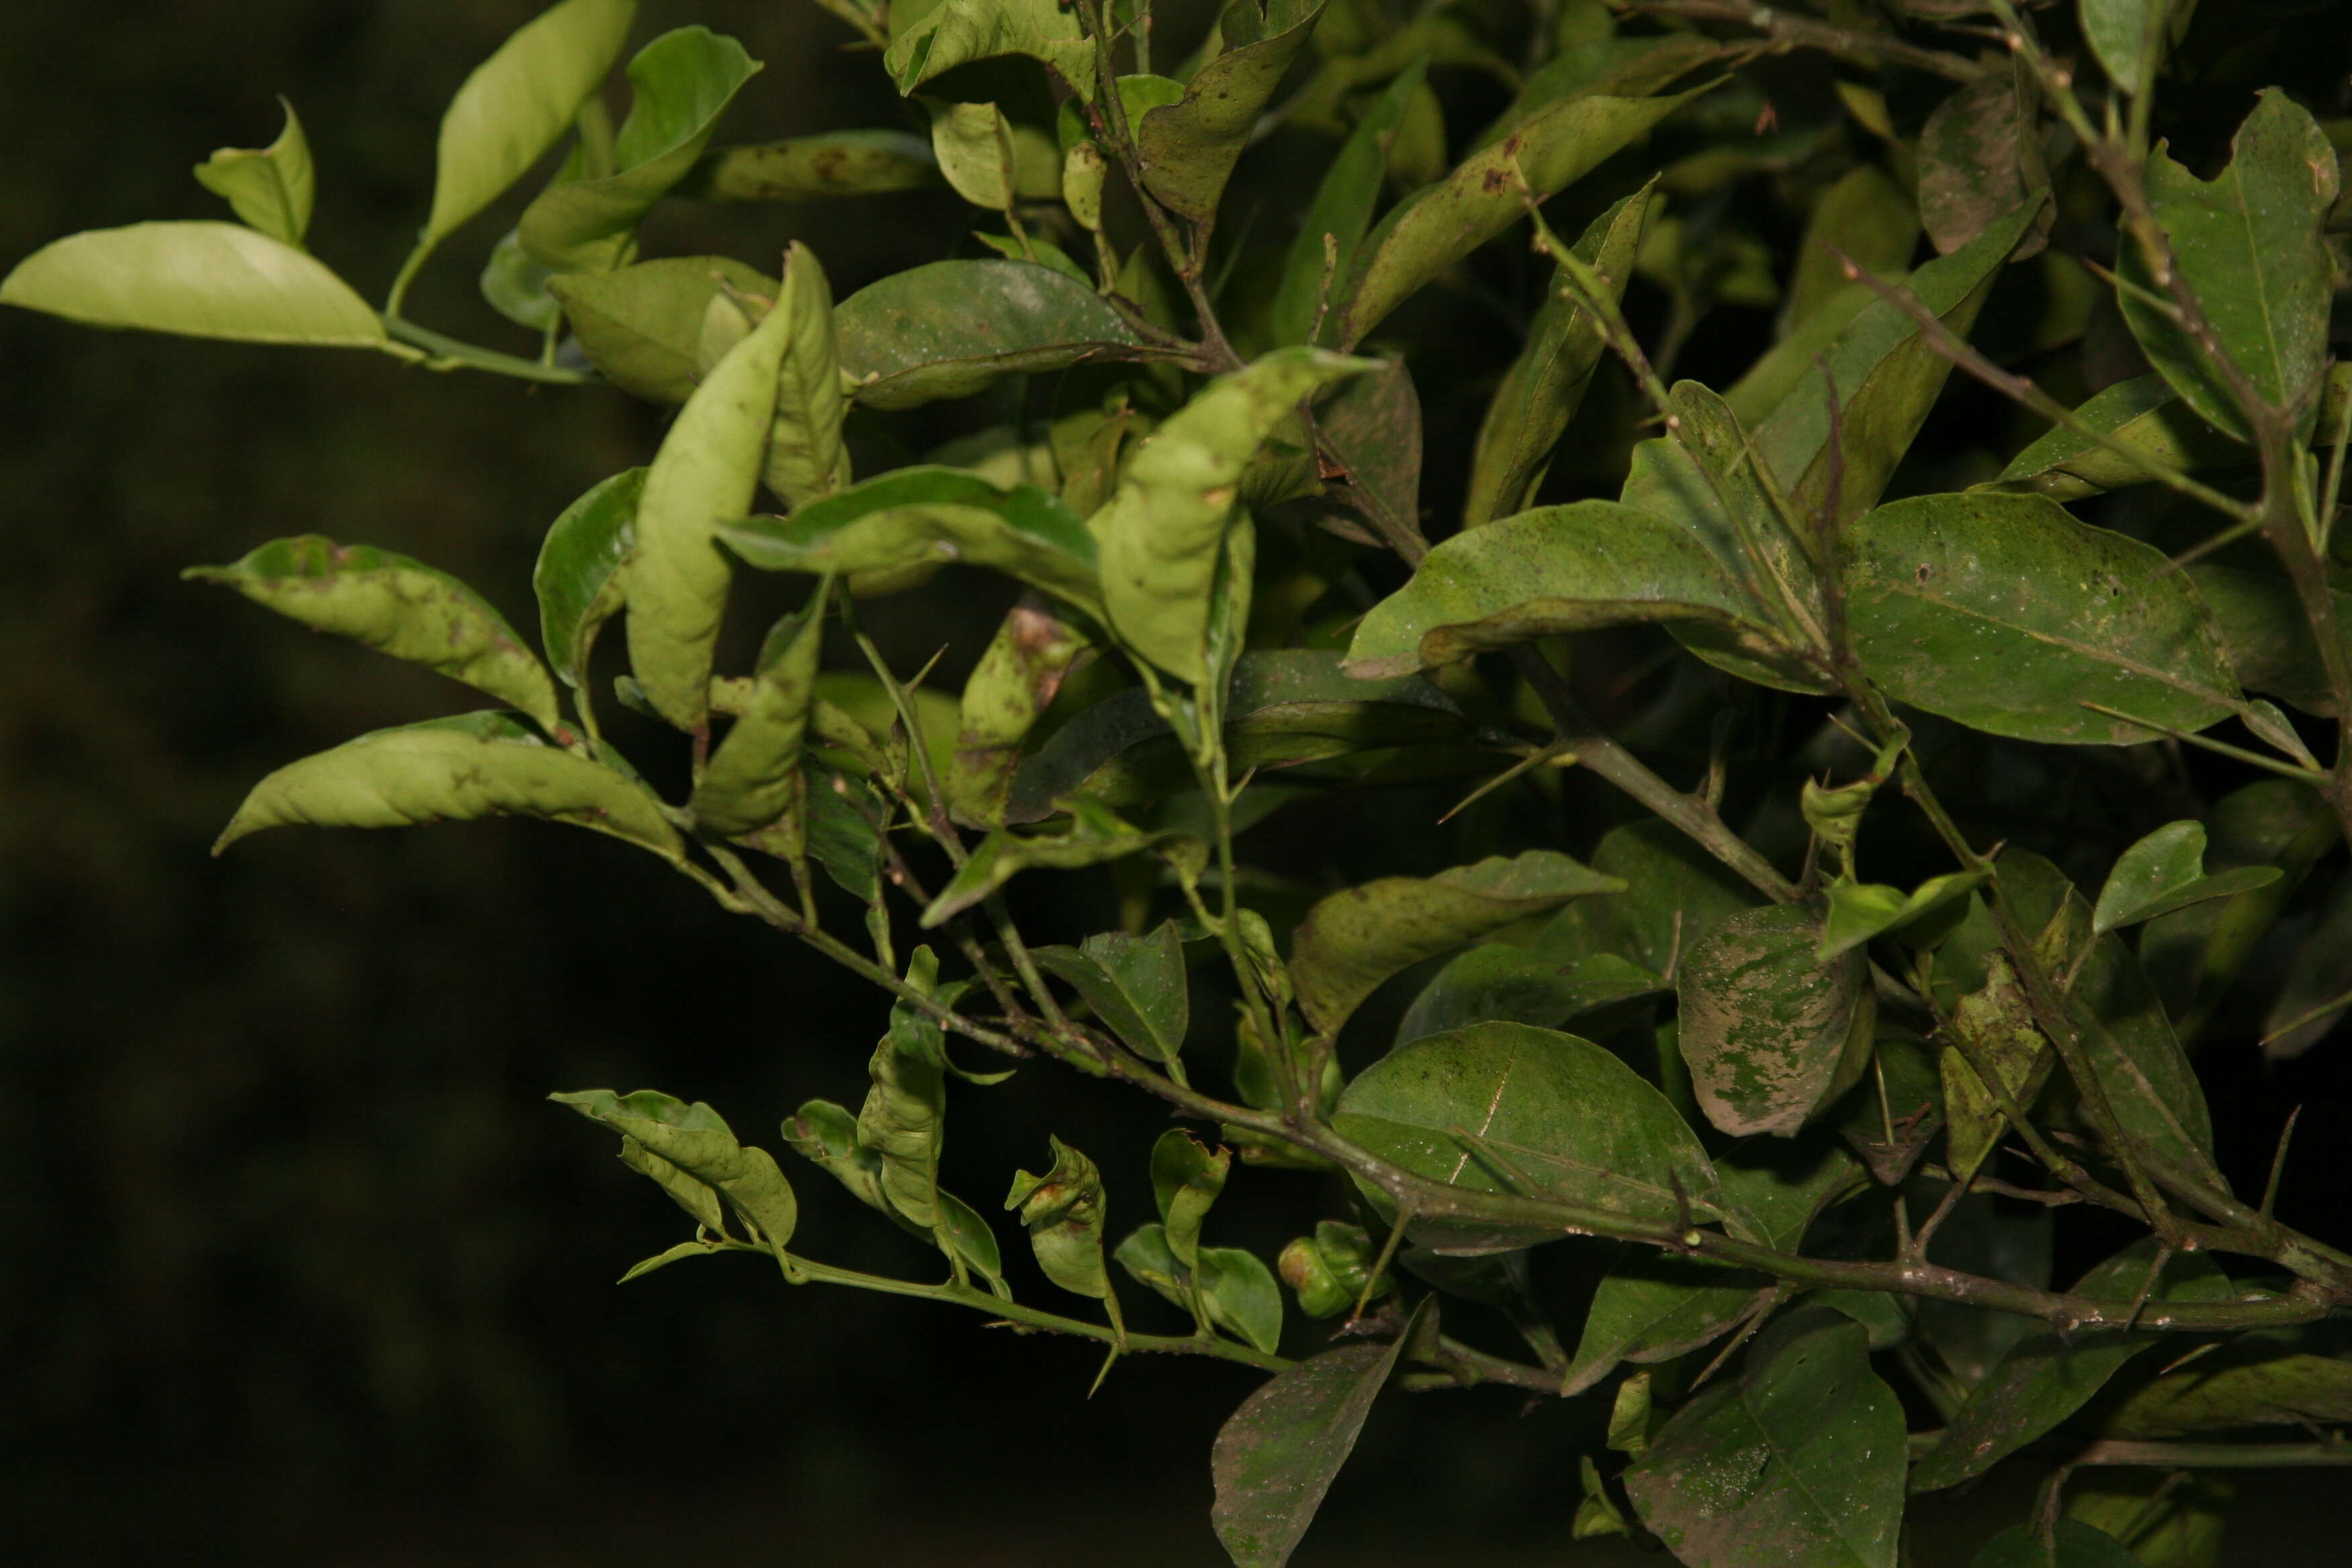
1676;904;1873;1138
1843;491;2240;744
187;534;559;730
682;130;937;200
947;595;1091;828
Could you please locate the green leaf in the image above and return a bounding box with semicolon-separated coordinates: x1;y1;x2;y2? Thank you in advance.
480;226;566;330
1210;1306;1422;1567
921;797;1154;926
858;948;950;1232
624;260;801;733
415;0;637;260
1910;1238;2233;1491
213;710;683;862
617;1238;720;1283
1267;62;1426;347
552;1086;798;1248
1618;380;1832;693
1843;491;2241;745
1819;869;1986;959
1917;64;2051;259
833;259;1146;411
1338;81;1715;344
689;581;828;838
1342;499;1790;681
1982;375;2241;502
2094;820;2281;934
803;768;887;903
2096;1322;2352;1436
1676;903;1875;1138
1940;951;2051;1181
2081;0;2172;99
1753;201;2038;526
2071;920;2224;1184
1312;358;1423;543
946;596;1091;828
547;255;779;404
884;0;1098;100
1623;1307;1905;1568
1008;649;1468;824
1969;1521;2142;1568
1115;1224;1282;1351
1464;184;1655;528
1396;945;1665;1047
1332;1021;1721;1251
762;242;853;509
2119;90;2336;440
1566;1137;1859;1391
1136;0;1324;224
1778;164;1919;342
193;97;314;246
782;1096;1003;1283
1035;922;1190;1064
2;221;385;347
186;535;560;730
923;98;1061;209
534;467;644;693
2065;1473;2230;1568
1006;1135;1118;1303
518;28;764;272
2184;564;2352;718
719;466;1099;611
1150;1128;1228;1269
1093;346;1373;681
1533;818;1757;975
1278;1221;1390;1318
683;130;937;201
1291;851;1626;1036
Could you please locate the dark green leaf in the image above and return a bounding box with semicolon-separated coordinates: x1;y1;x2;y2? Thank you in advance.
1940;951;2050;1180
1843;491;2240;744
518;28;764;271
2119;90;2336;440
2071;920;2223;1184
1396;945;1665;1047
193;96;314;246
920;797;1154;926
1138;0;1323;223
1267;62;1426;347
1210;1304;1423;1567
547;255;779;405
2264;877;2352;1060
1114;1224;1282;1352
1332;1021;1721;1250
1291;851;1625;1036
1534;818;1759;974
2065;1473;2231;1568
1918;64;2051;258
2094;820;2281;934
1622;1307;1906;1568
1910;1238;2232;1491
1035;922;1190;1063
2185;562;2352;718
689;581;828;838
534;467;644;693
186;535;559;730
2096;1322;2352;1436
1343;499;1793;681
213;710;682;863
803;767;887;902
834;259;1146;411
1465;184;1655;528
1312;358;1422;543
719;465;1099;611
1677;904;1874;1138
682;130;937;200
1;222;385;347
1983;375;2241;502
1969;1521;2141;1568
2081;0;2171;99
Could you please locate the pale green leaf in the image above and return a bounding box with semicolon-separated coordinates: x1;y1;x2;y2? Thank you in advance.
193;96;315;246
547;255;779;404
1818;870;1986;959
552;1086;798;1247
763;241;852;509
2;221;384;347
1006;1134;1116;1302
1982;375;2241;502
884;0;1097;101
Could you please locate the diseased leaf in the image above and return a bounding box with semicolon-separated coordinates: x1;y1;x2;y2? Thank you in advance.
624;263;801;732
1093;346;1373;681
719;465;1099;611
1940;951;2051;1180
1312;358;1423;543
1268;62;1426;347
2119;90;2336;440
1137;0;1324;224
947;595;1091;828
781;1095;1003;1284
1150;1128;1228;1270
416;0;638;258
1278;1221;1391;1318
834;259;1147;410
1918;64;2050;258
1910;1238;2233;1491
1623;1307;1906;1568
552;1085;798;1248
1342;499;1792;681
1008;649;1469;824
761;242;852;508
682;130;937;201
1534;818;1758;975
213;710;683;863
187;535;560;730
1034;921;1190;1063
1291;851;1625;1036
1;222;385;347
1332;1021;1721;1251
858;948;950;1232
1969;1522;2142;1568
689;581;828;838
534;467;644;693
1210;1305;1423;1567
1116;1224;1282;1351
548;255;780;405
1676;904;1873;1138
518;28;764;271
1843;491;2241;745
1465;184;1655;528
1006;1134;1118;1304
884;0;1098;100
1338;82;1714;344
193;97;314;246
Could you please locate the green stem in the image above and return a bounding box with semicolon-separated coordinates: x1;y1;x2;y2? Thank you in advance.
381;313;596;385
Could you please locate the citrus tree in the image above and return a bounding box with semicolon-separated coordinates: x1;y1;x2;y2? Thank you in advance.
10;0;2351;1561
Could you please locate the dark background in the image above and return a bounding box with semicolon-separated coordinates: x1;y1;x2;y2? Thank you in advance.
3;2;2347;1563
